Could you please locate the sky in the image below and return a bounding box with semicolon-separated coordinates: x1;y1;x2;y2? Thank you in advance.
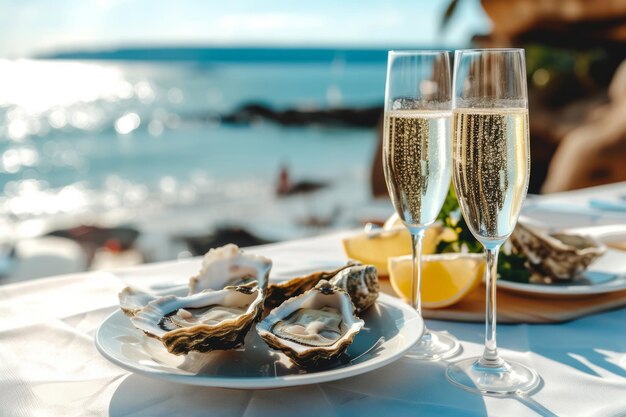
0;0;491;58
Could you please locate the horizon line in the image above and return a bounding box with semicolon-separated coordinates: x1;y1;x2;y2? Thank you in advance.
35;44;463;62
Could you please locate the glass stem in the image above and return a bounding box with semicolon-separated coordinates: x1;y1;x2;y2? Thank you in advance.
479;244;504;367
410;229;425;315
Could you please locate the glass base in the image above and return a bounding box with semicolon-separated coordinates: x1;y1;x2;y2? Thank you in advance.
405;330;461;361
446;357;540;396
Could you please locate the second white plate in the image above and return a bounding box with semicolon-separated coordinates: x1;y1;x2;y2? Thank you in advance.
498;248;626;298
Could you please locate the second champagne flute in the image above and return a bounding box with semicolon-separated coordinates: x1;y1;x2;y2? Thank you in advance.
446;48;539;395
383;50;461;360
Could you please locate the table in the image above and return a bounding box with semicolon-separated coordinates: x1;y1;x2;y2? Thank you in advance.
2;183;626;417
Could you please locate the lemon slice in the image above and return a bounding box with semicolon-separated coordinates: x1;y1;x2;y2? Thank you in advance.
342;222;440;275
388;253;484;308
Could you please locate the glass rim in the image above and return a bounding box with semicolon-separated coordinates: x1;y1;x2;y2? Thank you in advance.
388;49;451;55
454;48;524;54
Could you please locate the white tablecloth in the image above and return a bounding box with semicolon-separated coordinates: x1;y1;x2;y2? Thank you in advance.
2;183;626;417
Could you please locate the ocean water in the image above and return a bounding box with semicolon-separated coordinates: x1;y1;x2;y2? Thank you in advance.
0;58;391;255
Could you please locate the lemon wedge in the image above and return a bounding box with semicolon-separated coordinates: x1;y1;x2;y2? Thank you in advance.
342;218;440;275
388;253;484;308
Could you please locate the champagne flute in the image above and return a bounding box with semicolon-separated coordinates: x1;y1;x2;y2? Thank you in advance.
446;48;539;394
383;50;460;360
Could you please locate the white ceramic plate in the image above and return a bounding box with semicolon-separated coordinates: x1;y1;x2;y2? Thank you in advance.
95;293;423;389
497;248;626;298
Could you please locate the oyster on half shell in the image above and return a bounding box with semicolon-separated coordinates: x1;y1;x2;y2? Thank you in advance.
118;244;272;319
189;244;272;294
510;222;606;281
130;283;264;355
257;280;364;368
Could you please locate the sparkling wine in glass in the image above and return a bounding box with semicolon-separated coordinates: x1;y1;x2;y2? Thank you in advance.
383;50;460;360
446;48;540;395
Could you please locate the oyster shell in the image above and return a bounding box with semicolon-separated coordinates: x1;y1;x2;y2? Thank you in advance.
130;283;264;355
118;244;272;318
119;287;157;317
510;222;606;281
264;263;354;309
329;265;379;313
189;244;272;294
257;280;364;368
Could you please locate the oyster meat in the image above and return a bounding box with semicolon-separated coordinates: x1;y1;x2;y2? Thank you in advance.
272;306;345;346
510;222;606;281
257;280;364;368
189;244;272;294
330;264;379;313
130;283;264;355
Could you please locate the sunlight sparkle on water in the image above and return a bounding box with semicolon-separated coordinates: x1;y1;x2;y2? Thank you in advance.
115;112;141;134
0;60;145;142
0;60;130;112
1;147;39;173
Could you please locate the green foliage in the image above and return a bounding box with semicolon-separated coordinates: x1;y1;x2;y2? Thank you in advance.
525;44;578;75
436;186;482;254
525;44;608;91
497;252;532;283
437;186;530;282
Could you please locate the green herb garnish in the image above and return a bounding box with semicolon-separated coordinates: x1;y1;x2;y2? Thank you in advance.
437;186;530;283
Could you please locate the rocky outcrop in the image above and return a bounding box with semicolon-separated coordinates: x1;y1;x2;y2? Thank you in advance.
220;103;382;128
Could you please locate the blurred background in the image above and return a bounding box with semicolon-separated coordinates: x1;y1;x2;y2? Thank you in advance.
1;0;624;281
